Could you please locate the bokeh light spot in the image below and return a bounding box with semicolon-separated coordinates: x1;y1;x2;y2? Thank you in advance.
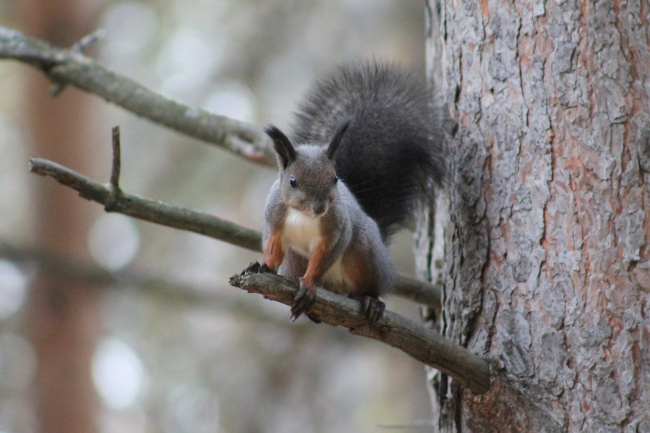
92;337;146;410
0;333;36;391
89;214;140;271
0;260;27;319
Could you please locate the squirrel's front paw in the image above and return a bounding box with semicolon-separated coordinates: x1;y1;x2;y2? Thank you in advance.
241;261;261;275
258;262;277;274
291;277;317;321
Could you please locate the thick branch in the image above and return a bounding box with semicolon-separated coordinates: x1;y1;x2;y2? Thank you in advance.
28;157;441;308
0;27;275;165
27;157;477;386
230;269;490;394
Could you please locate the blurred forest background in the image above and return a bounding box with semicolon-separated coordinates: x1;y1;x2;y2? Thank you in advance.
0;1;435;432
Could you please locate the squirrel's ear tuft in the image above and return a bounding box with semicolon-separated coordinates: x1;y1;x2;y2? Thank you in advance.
326;120;350;160
265;125;296;169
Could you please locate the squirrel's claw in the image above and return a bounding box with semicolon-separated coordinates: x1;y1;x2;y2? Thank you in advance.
241;261;261;275
241;261;278;275
258;262;277;274
362;296;385;325
348;294;385;325
291;278;317;321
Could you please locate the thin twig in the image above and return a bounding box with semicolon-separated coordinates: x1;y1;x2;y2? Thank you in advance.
110;125;121;191
230;268;490;394
50;29;106;96
376;420;434;430
70;28;106;54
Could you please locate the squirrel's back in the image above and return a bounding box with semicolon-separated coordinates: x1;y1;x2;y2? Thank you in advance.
291;61;446;238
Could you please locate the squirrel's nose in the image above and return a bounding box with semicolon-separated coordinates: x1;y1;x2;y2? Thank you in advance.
312;200;328;216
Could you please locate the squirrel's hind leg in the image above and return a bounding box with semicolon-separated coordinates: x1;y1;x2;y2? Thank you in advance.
278;249;308;278
348;293;386;325
362;296;385;325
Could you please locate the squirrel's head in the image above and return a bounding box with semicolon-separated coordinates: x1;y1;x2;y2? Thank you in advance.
265;121;349;218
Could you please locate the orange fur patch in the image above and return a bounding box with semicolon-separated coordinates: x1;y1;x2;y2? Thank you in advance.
303;240;331;287
342;249;377;296
264;230;285;271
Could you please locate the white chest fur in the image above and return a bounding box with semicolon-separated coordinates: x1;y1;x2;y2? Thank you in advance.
282;208;322;258
281;209;353;292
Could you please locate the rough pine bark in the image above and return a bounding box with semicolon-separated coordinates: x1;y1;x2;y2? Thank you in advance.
425;0;650;431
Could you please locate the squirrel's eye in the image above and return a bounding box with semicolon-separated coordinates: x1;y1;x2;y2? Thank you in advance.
289;176;297;188
334;175;339;185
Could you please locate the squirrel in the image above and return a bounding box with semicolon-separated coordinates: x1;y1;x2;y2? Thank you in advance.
260;61;446;324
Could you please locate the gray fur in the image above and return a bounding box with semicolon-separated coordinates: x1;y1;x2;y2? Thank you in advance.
292;61;447;238
263;141;394;297
262;61;445;301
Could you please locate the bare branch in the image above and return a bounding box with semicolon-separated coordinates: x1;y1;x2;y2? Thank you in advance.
0;26;276;165
230;268;490;394
2;26;441;307
392;273;441;307
29;157;262;252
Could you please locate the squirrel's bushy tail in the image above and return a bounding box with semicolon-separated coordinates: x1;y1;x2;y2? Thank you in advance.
291;61;447;239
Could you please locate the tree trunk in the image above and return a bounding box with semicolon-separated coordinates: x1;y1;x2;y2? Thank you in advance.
426;0;650;431
17;1;105;432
